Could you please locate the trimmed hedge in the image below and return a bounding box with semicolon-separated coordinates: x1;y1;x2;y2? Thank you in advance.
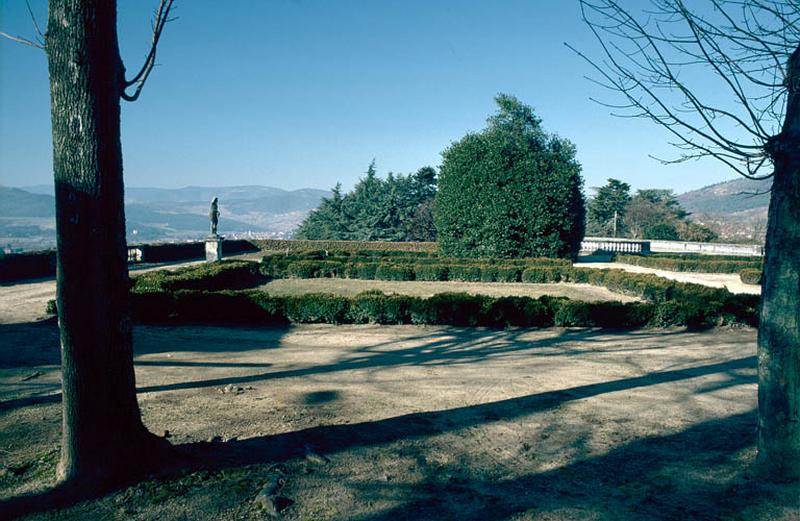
636;253;761;261
739;269;763;285
261;254;570;283
137;242;204;263
0;250;56;281
121;289;756;328
616;254;762;273
521;267;562;283
132;260;267;292
137;239;261;263
251;239;438;254
43;256;759;329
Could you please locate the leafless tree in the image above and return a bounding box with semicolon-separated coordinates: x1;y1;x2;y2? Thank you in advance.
572;0;800;478
1;0;177;496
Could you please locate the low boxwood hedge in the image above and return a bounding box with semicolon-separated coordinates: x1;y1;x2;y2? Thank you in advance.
260;254;572;281
117;289;756;328
251;239;438;254
616;254;762;273
132;260;267;292
45;256;759;329
414;264;450;281
739;268;762;285
374;264;415;281
637;253;760;262
49;285;758;328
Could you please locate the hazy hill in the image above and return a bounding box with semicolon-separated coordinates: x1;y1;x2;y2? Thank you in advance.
677;178;770;241
23;184;329;211
2;184;330;251
678;178;770;214
0;186;56;218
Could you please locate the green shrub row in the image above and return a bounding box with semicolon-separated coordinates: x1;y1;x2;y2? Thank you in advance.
262;255;749;306
0;250;56;282
122;289;756;328
616;254;762;273
109;259;759;329
640;253;762;261
569;268;738;304
132;260;267;292
134;258;758;311
250;239;439;254
739;269;763;285
264;250;570;265
263;257;572;282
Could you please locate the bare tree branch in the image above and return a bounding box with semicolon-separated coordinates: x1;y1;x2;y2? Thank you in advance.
0;1;46;50
571;0;798;179
25;0;45;45
121;0;176;102
0;30;44;49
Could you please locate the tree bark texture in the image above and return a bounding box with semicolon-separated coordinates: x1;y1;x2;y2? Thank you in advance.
46;0;162;483
758;46;800;480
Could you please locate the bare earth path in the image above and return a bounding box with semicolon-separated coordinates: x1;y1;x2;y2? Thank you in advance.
1;271;795;520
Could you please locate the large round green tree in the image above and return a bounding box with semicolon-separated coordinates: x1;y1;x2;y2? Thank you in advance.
435;94;585;258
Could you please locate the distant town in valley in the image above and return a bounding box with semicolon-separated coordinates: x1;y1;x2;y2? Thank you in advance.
1;176;769;254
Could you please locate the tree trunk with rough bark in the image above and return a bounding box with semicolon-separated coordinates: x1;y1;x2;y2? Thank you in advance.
46;0;167;484
758;46;800;480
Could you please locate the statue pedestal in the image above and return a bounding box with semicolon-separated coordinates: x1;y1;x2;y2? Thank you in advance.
205;235;223;262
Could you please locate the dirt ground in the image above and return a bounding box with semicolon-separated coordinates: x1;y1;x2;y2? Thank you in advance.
1;271;796;520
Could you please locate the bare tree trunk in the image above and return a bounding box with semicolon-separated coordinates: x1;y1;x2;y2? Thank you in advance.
46;0;167;483
758;47;800;480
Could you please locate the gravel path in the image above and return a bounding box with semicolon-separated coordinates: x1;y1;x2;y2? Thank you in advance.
577;262;761;295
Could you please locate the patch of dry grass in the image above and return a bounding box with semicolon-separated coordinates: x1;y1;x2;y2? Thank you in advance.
258;278;639;301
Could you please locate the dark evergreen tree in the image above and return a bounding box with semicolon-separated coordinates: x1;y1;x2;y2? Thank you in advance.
586;178;631;237
435;94;585;258
294;183;349;240
295;162;437;241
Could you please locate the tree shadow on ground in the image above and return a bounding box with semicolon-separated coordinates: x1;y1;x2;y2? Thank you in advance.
0;321;60;368
0;324;752;412
352;411;793;521
0;353;772;519
135;326;729;394
184;355;757;467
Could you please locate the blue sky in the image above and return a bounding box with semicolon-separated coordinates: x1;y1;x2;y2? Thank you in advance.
0;0;739;194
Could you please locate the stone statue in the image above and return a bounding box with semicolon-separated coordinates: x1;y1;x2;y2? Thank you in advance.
209;197;219;236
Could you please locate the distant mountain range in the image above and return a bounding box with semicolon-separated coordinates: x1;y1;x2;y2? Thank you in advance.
2;177;770;252
1;185;330;251
677;178;770;241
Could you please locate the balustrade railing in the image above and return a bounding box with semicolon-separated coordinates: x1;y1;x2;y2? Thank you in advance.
581;238;650;254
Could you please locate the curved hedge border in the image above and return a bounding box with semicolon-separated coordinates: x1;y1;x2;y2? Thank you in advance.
616;254;762;273
125;289;755;328
47;258;759;328
262;255;572;283
739;268;762;285
260;255;754;308
132;260;267;292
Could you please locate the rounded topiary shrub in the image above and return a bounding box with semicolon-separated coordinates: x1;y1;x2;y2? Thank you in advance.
435;94;585;259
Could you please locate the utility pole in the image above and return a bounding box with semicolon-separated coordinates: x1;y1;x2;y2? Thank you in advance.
612;210;618;238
